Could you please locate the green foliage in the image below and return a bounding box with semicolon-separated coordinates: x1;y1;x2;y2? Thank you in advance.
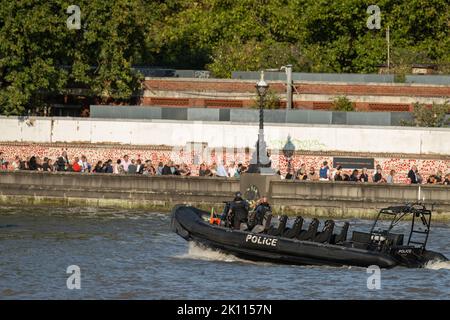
207;39;311;78
1;0;449;115
0;0;146;115
149;0;450;75
408;102;449;127
332;96;355;111
68;0;146;103
0;1;69;115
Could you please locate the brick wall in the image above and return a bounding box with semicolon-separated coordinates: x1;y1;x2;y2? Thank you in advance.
141;78;450;111
144;78;450;96
294;83;450;97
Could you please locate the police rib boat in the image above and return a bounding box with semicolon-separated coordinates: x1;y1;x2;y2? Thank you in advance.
171;203;447;268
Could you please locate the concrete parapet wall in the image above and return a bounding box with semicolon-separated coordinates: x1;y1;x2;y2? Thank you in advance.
1;116;449;155
0;171;448;220
0;171;239;205
270;180;450;218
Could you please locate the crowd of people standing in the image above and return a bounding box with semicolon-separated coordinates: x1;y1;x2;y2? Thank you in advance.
0;151;249;178
1;151;449;185
283;161;449;185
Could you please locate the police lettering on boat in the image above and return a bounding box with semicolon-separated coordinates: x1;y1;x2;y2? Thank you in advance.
396;248;413;255
245;234;278;247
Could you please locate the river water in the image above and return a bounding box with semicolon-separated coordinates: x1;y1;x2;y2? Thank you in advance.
0;206;449;300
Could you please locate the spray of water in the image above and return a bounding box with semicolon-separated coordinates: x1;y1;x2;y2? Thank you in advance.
176;242;256;264
424;260;450;270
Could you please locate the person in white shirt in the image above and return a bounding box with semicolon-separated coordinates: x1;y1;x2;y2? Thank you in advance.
12;156;21;171
122;155;131;173
386;170;395;184
228;161;237;177
216;162;228;177
79;155;91;173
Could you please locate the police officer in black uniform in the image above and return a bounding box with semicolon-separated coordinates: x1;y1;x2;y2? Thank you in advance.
254;196;271;226
246;196;273;233
227;192;249;229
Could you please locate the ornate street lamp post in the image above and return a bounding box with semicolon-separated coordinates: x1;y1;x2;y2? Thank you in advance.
282;135;296;179
255;71;269;166
247;71;274;174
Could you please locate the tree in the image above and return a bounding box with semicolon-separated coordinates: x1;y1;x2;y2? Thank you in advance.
0;1;69;115
207;39;311;78
0;0;147;115
67;0;146;103
409;102;449;127
147;0;449;76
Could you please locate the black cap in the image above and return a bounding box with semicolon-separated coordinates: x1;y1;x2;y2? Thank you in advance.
235;191;242;198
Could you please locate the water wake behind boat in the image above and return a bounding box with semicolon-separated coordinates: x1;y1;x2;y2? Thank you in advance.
176;242;257;264
424;260;450;270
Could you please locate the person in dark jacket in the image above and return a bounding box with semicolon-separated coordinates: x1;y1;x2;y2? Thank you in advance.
255;197;271;215
408;165;422;184
19;160;27;170
373;167;386;183
443;174;450;185
104;159;114;173
199;163;207;176
93;161;103;173
28;156;38;171
56;151;69;171
136;159;144;174
173;164;181;175
127;159;137;174
227;192;249;230
254;197;271;225
42;157;52;172
359;168;369;182
162;161;172;175
349;169;359;182
333;165;343;181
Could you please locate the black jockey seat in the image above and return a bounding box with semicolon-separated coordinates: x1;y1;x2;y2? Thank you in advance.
251;212;273;233
267;215;288;236
313;220;335;243
297;218;319;241
263;213;273;232
283;216;304;239
331;222;350;244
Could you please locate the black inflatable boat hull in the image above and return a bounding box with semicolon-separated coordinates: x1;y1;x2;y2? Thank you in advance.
171;205;420;268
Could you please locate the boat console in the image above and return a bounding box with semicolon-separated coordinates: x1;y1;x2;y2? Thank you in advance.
351;230;404;250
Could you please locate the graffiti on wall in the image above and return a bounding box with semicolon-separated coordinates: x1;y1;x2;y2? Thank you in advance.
269;137;327;151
